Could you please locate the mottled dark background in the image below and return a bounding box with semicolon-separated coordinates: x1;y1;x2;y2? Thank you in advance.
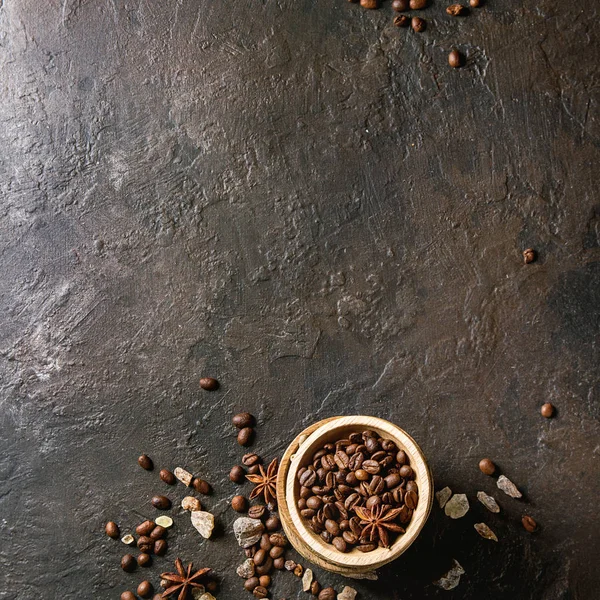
0;0;598;599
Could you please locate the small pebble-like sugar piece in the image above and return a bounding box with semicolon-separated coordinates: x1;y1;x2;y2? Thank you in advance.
477;491;500;513
433;559;465;590
191;511;215;539
444;493;469;519
436;487;452;508
338;586;358;600
155;516;173;528
192;591;213;600
181;496;202;512
175;467;194;486
121;534;135;545
284;560;297;571
474;522;498;541
497;475;522;498
237;558;255;579
233;517;265;548
302;568;313;592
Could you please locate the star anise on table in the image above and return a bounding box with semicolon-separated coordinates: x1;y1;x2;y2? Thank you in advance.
160;557;211;600
246;458;278;506
354;504;405;548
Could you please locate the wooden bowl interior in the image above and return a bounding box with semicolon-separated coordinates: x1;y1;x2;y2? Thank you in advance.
285;416;433;569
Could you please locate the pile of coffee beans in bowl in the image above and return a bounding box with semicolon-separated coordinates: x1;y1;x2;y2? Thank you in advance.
296;430;418;552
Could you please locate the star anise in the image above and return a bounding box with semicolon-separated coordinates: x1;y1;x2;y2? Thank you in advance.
246;458;278;506
354;504;405;548
160;558;211;600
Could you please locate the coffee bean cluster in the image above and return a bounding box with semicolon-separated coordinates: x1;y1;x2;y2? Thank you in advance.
233;412;257;446
297;430;418;552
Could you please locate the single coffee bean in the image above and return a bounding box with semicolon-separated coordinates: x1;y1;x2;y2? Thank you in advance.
541;403;555;418
355;469;369;481
273;557;285;569
137;553;152;567
105;521;120;539
199;376;219;390
230;465;246;483
343;531;358;544
522;515;538;532
394;17;410;30
192;478;212;494
245;577;259;591
300;486;312;499
159;469;176;485
249;505;267;520
121;554;136;572
137;581;154;598
237;427;254;446
138;454;153;470
410;0;426;8
357;543;377;552
405;490;418;509
384;473;401;489
399;465;414;479
366;495;382;510
233;412;256;429
232;495;248;512
137;536;153;553
311;581;321;595
448;49;462;68
121;592;136;600
325;519;341;536
479;458;496;475
150;525;166;540
396;450;408;465
523;248;536;264
365;437;380;454
360;0;377;8
248;464;261;475
253;586;268;599
362;459;381;474
411;17;426;32
154;539;168;556
332;536;348;552
258;575;271;587
319;588;337;600
299;469;318;487
253;548;267;566
447;3;467;16
242;453;262;466
136;520;156;536
269;532;288;547
392;0;409;10
306;496;323;510
260;533;272;551
151;495;171;510
265;515;281;531
470;0;481;4
345;472;358;486
270;546;284;559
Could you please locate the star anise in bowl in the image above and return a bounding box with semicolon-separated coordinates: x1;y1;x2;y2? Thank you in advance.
354;505;405;548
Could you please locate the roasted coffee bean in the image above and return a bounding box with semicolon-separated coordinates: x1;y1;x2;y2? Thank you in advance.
154;539;168;556
321;454;336;471
307;496;323;510
253;586;268;599
245;577;259;592
269;533;288;547
323;503;339;520
409;0;426;8
300;469;317;487
137;581;153;598
406;480;418;493
384;473;401;489
243;453;261;467
470;0;480;5
365;437;380;454
233;412;255;428
396;450;408;465
301;508;316;518
150;525;166;540
138;454;153;470
232;495;248;512
312;485;329;495
349;432;362;444
248;464;261;475
332;536;348;552
256;557;273;575
319;588;337;600
136;520;155;536
325;471;336;488
325;519;341;536
260;533;272;551
357;543;377;552
343;531;359;544
151;495;171;510
366;495;382;510
259;575;271;587
137;553;152;567
362;459;381;474
321;530;333;543
523;248;536;264
270;546;284;559
273;557;285;570
324;443;335;452
405;490;418;509
392;0;409;10
348;452;364;471
265;515;281;531
192;478;211;494
253;548;267;566
334;451;350;470
159;469;176;485
297;498;308;511
399;465;414;479
121;592;136;600
360;0;377;8
237;427;254;446
355;469;369;481
447;3;467;15
249;505;267;520
245;546;256;558
137;536;153;553
300;486;312;499
448;49;462;68
121;554;136;572
522;515;538;532
411;16;426;32
199;376;219;390
345;493;362;510
399;505;412;524
541;403;555;418
105;521;120;538
479;458;496;475
381;440;397;452
349;517;362;535
339;519;350;531
345;443;358;455
230;465;246;483
345;472;358;486
370;450;387;463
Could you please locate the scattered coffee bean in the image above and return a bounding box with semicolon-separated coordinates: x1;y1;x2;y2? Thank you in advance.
121;592;136;600
137;553;152;567
137;581;153;598
233;412;256;429
232;495;248;512
523;248;536;264
138;454;153;470
448;49;462;68
447;3;467;16
105;521;120;539
151;495;171;510
150;525;166;540
258;575;271;587
470;0;481;6
199;376;219;390
242;453;261;466
541;403;555;418
411;17;426;32
245;576;259;591
392;0;409;10
121;554;136;572
154;539;168;556
319;588;337;600
311;581;321;595
136;520;156;536
273;556;285;569
269;532;287;547
192;478;212;495
237;427;255;446
159;469;176;485
522;515;538;532
479;458;496;475
410;0;427;8
137;536;153;553
393;15;410;27
360;0;377;8
230;465;246;484
253;586;268;599
265;515;281;532
248;505;267;520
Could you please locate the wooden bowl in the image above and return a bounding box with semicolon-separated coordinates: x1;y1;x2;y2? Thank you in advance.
277;416;433;577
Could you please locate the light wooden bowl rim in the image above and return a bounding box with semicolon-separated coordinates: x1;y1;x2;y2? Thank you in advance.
284;415;433;570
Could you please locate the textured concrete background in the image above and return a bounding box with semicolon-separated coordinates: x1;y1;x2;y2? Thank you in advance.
0;0;599;598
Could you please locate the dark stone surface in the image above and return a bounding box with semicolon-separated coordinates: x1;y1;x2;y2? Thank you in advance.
0;1;598;598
